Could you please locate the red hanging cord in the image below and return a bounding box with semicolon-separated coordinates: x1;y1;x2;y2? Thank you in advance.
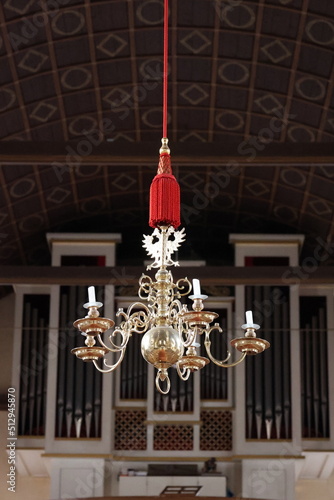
163;0;168;139
149;0;181;229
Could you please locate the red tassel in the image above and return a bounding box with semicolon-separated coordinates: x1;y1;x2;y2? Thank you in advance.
149;154;180;228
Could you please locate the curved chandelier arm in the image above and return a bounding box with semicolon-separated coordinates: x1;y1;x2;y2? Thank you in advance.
96;331;130;353
138;274;154;299
92;347;126;373
174;277;192;297
176;362;191;381
204;338;247;368
116;302;151;337
182;326;198;348
203;324;230;361
155;370;171;395
168;298;183;326
125;301;151;319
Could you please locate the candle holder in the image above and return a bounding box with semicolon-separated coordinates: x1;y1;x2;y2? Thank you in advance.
230;321;270;355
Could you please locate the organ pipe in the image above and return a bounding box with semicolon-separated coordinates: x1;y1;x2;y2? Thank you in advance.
300;296;329;439
245;286;291;440
19;295;49;436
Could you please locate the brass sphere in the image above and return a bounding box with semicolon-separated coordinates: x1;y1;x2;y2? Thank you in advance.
141;325;183;369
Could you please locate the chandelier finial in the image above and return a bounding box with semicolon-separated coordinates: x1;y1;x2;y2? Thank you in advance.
159;137;170;155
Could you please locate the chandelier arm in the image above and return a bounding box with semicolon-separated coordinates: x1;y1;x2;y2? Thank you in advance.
155;371;171;395
96;331;129;353
176;362;191;381
203;324;231;362
204;339;247;367
114;302;151;339
139;273;153;285
126;301;151;317
138;274;154;298
168;298;183;326
182;328;197;348
169;298;182;311
92;347;126;373
175;277;192;297
127;312;151;334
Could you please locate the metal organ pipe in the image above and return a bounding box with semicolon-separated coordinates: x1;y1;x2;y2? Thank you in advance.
254;286;263;439
263;287;273;440
273;288;283;439
311;314;320;437
170;370;178;412
245;286;291;440
57;291;67;437
19;295;49;437
221;315;228;399
84;360;94;439
245;287;254;438
20;301;31;435
282;299;291;439
133;331;138;399
74;287;85;438
304;323;312;437
57;286;104;438
65;287;76;437
93;332;102;438
300;298;329;439
319;307;328;438
36;317;45;435
28;308;38;435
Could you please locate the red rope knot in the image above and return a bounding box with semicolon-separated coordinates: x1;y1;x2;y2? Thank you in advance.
157;153;172;175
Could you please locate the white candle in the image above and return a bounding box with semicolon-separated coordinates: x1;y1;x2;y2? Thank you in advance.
88;286;96;303
192;279;201;296
246;310;253;325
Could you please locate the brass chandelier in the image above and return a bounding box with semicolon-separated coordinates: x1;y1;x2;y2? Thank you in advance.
72;227;269;394
71;0;270;394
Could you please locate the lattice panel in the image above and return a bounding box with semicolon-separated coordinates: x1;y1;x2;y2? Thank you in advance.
153;425;193;450
200;410;232;450
114;410;147;450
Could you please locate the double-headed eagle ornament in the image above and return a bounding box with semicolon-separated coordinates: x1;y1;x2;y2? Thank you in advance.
143;227;186;269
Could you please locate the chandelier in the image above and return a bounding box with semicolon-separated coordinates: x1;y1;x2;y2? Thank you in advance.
71;0;270;394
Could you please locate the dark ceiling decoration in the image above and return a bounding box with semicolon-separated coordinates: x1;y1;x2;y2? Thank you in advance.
0;0;333;268
1;0;334;142
0;162;333;266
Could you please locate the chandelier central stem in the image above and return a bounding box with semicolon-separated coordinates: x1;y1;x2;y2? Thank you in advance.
155;268;171;324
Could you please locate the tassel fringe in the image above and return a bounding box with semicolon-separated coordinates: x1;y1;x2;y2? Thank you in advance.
149;170;180;229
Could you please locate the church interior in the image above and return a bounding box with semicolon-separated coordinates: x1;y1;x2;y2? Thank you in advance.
0;1;334;499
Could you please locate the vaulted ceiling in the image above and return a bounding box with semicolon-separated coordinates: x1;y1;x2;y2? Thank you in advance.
0;0;334;267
